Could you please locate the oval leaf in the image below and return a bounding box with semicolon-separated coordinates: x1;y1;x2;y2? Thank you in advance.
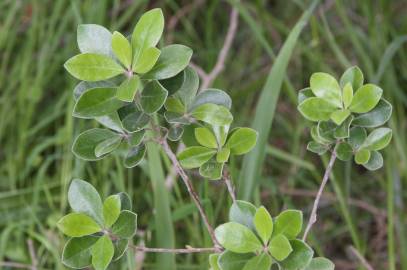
177;146;216;169
133;47;161;74
273;210;302;239
340;66;364;90
215;222;263;253
62;236;99;269
140;80;168;113
361;127;392;150
111;210;137;239
363;151;383;171
95;135;122;158
304;257;335;270
103;195;121;228
336;142;353;161
192;103;233;126
269;234;292;261
91;235;114;270
195;127;218;148
77;24;112;56
254;206;273;244
310;72;342;108
57;213;101;237
124;144;146;168
226;128;258;155
298;97;338;121
349;84;383;113
280;240;314;270
242;253;272;270
112;31;132;68
348;127;367;151
229;200;257;230
352;99;392;128
116;75;141;102
199;160;224;180
189;89;232;111
355;149;371;165
218;251;254;270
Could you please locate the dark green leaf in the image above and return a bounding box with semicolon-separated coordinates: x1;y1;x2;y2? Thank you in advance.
352;99;392;128
119;105;150;132
164;112;190;124
317;122;336;143
348;127;367;151
124;144;146;168
140;81;168;113
334;115;354;139
273;210;302;239
363;151;383;171
215;222;262;253
113;239;129;261
57;213;101;237
339;66;364;90
297;87;314;104
117;192;132;211
218;251;254;270
116;75;141;102
298;97;338;121
303;257;335;270
96;112;124;133
199;160;224;180
189;89;232;111
91;235;114;270
173;67;199;107
336;142;353;161
62;235;99;269
349;84;383;113
310;126;331;145
128;130;145;146
77;24;112;56
94;134;122;158
159;70;185;95
310;72;342;108
73;81;115;101
229;200;257;230
177;146;216;169
280;240;314;270
226;128;258;155
111;210;137;238
168;125;184;141
165;97;186;114
306;141;327;155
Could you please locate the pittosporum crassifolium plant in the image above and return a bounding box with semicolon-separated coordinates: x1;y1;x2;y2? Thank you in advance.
298;66;392;170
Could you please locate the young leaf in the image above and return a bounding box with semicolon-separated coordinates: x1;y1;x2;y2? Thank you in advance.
352;99;392;128
111;210;137;239
226;128;258;155
199;160;224;180
303;257;335;270
94;135;122;158
62;236;99;269
242;253;272;270
355;149;371;165
57;213;101;237
297;87;314;104
333;115;353;139
273;210;302;239
209;254;221;270
348;127;367;151
73;87;123;119
173;67;199;107
128;130;145;146
310;126;331;145
215;222;263;253
140;80;168;114
363;151;383;171
317;121;336;143
342;82;353;109
361;127;392;150
177;146;216;169
112;31;132;68
195;127;218;148
133;47;161;74
254;206;273;244
131;8;164;69
229;200;257;230
349;84;383;113
116;75;141;102
330;109;350;125
280;240;314;270
218;251;254;270
91;235;114;270
165;97;185;114
168;126;184;141
77;24;112;56
68;179;104;226
72;128;119;161
143;44;193;80
213;125;230;147
189;89;232;111
124;144;146;168
307;141;328;155
113;239;129;261
310;72;342;108
339;66;364;90
103;195;121;228
73;80;115;101
336;142;353;161
269;234;292;261
298;97;338;121
192;104;233;126
216;148;230;163
64;53;124;81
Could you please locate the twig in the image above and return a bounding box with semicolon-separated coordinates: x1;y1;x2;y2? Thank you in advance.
302;142;339;241
160;139;221;250
27;240;37;270
222;166;236;203
348;246;374;270
130;244;216;254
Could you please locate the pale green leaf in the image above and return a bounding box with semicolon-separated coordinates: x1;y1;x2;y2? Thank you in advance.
339;66;364;90
177;146;216;169
57;213;101;237
333;115;354;139
195;127;218;148
273;210;302;239
216;148;230;163
330;109;350;125
361;127;392;150
269;234;292;261
189;89;232;111
192;104;233;126
298;97;338;121
355;149;371;165
226;128;258;155
209;254;221;270
352;99;392;128
199;160;224;180
254;206;273;244
112;31;132;68
73;80;115;101
229;200;257;230
77;24;112;56
342;82;353;109
133;47;161;74
103;195;121;228
91;235;114;270
164;97;186;114
336;142;353;161
310;72;342;108
349;84;383;113
298;87;314;104
303;257;335;270
242;253;272;270
111;210;137;238
168;126;184;141
215;222;263;253
112;239;129;261
116;75;141;102
280;240;314;270
307;141;328;155
363;151;383;171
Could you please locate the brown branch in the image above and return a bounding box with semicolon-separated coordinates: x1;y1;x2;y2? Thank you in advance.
303;142;339;241
130;244;216;254
222;166;236;203
160;138;221;250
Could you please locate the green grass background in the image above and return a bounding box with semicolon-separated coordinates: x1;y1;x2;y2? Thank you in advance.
0;0;406;269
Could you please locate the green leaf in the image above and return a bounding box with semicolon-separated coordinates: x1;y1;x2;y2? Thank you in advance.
213;125;230;147
349;84;383;113
177;146;216;169
243;253;272;270
352;99;392;128
159;70;185;95
164;112;189;124
280;240;314;270
133;47;161;74
310;72;342;108
298;87;314;104
310;126;331;145
112;31;132;68
254;206;273;244
303;257;335;270
140;80;168;113
128;130;145;146
269;234;292;261
348;127;367;150
340;66;364;91
124;144;146;168
342;82;353;109
91;235;114;270
144;45;193;80
112;239;129;261
216;148;230;163
72;128;119;161
199;160;224;180
73;80;115;101
131;8;164;69
168;126;184;141
334;115;354;139
209;254;221;270
218;251;254;270
195;127;218;148
73;87;123;119
118;192;132;211
298;98;338;121
363;151;383;171
96;112;124;133
165;97;185;113
330;109;350;125
355;149;371;165
111;210;137;239
336;142;353;161
307;141;327;155
361;127;392;150
68;179;104;225
229;200;257;230
116;75;141;102
119;104;150;132
190;89;232;111
226;128;258;155
62;235;99;269
77;24;112;56
317;121;336;143
57;213;101;237
103;195;121;228
94;134;122;158
215;222;263;253
173;67;199;107
64;53;124;81
192;104;233;126
273;210;302;239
